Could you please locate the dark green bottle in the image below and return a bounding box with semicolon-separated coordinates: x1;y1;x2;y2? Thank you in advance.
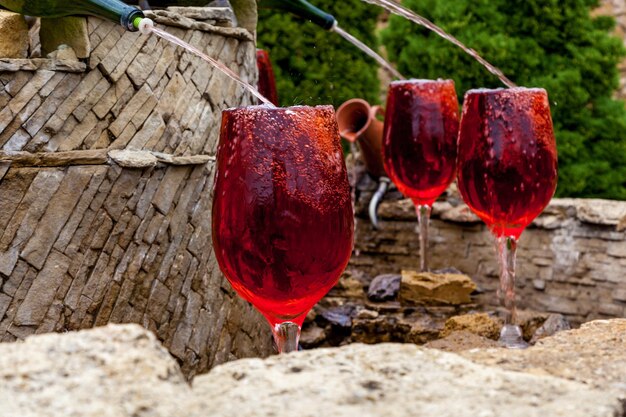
0;0;145;31
258;0;336;30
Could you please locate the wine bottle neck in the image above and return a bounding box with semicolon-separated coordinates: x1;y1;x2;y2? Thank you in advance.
0;0;145;31
258;0;336;30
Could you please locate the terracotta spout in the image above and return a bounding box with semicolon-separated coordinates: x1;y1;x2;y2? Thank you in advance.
336;98;387;179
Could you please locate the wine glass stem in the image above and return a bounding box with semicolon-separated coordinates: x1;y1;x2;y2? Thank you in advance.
272;322;301;354
496;236;518;324
416;205;431;272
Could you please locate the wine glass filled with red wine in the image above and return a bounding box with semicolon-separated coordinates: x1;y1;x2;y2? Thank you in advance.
456;87;558;348
212;105;354;353
382;79;459;271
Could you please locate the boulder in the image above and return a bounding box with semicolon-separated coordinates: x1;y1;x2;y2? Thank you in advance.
194;341;623;417
439;312;501;340
399;270;477;305
0;324;191;417
1;320;625;417
462;319;626;393
0;11;29;58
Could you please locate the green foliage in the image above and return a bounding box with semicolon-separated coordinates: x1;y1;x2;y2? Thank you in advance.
382;0;626;199
257;0;381;107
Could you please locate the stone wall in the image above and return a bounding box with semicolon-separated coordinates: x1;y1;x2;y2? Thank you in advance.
0;8;272;378
351;187;626;326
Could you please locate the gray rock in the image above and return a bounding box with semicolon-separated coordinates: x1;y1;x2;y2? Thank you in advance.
367;274;401;301
531;313;571;344
0;324;191;417
193;342;623;417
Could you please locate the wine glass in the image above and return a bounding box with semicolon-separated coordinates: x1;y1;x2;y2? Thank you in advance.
256;49;279;106
456;87;558;348
382;79;459;271
212;105;354;353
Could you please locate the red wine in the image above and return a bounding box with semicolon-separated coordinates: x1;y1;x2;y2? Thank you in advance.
457;88;558;239
212;106;354;327
256;49;279;106
382;79;459;206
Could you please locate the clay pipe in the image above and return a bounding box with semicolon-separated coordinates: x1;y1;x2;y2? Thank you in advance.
336;98;390;228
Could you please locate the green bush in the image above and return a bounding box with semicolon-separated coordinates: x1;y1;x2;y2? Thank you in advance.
381;0;626;200
257;0;381;107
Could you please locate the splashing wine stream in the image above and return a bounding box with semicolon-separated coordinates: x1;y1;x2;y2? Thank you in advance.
360;0;516;88
142;24;275;107
332;24;405;80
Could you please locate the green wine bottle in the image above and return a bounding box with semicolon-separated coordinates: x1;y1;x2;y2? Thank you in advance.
0;0;145;31
258;0;336;30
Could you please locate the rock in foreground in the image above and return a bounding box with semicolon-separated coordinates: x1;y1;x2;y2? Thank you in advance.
0;324;191;417
1;322;624;417
194;343;621;417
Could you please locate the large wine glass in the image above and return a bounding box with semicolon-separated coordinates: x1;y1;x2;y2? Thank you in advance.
212;105;354;353
456;87;558;348
382;79;459;271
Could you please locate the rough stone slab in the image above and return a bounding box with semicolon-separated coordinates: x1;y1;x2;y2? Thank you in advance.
14;251;70;325
399;270;477;305
462;319;626;396
165;7;236;25
108;149;158;168
0;150;108;167
0;58;86;72
0;324;190;417
152;152;214;166
194;342;623;417
145;11;254;41
20;166;95;269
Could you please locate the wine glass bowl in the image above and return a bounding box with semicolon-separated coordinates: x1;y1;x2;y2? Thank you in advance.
382;79;460;271
212;105;354;353
456;87;558;348
457;88;558;239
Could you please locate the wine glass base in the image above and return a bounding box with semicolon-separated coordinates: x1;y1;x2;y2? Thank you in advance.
499;324;529;349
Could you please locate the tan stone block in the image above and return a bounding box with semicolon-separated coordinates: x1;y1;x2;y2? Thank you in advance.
40;17;90;59
399;270;477;306
0;11;29;58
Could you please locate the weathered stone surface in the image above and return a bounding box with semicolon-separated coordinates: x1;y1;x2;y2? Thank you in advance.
194;342;623;417
0;324;191;417
166;6;236;26
399;270;477;305
425;330;499;352
0;58;86;72
440;313;501;339
367;274;401;301
40;17;91;58
462;319;626;396
108;149;158;168
0;11;29;59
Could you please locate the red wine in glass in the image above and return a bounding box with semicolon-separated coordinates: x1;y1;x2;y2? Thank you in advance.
212;105;354;353
457;87;558;348
256;49;279;106
382;79;459;271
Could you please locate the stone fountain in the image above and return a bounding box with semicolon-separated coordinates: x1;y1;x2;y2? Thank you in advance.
0;1;271;378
